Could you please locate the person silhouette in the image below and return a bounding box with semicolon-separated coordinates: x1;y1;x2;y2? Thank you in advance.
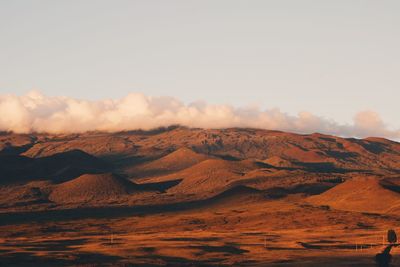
375;229;398;267
388;230;397;244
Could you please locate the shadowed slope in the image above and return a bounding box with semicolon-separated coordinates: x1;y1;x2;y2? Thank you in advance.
379;177;400;193
1;184;263;224
0;133;36;155
263;156;296;168
0;181;52;208
0;149;110;184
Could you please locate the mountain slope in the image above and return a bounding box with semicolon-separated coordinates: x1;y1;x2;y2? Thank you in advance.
15;127;400;173
307;177;400;214
141;158;268;197
126;147;210;178
0;149;109;184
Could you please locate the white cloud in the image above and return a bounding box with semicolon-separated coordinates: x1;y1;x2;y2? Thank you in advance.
0;91;399;139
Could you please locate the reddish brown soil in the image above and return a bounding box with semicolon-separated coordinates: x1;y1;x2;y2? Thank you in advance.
0;127;399;266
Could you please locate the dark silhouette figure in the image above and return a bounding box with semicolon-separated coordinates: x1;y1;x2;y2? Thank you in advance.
388;230;397;244
375;229;398;267
376;245;393;267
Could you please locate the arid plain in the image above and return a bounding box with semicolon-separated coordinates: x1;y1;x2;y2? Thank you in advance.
1;126;400;266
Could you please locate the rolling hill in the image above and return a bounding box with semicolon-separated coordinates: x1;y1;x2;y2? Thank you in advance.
49;173;138;204
0;127;399;207
125;147;210;178
307;176;400;214
15;127;400;173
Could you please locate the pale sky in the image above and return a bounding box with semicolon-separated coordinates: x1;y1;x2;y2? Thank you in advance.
0;0;399;130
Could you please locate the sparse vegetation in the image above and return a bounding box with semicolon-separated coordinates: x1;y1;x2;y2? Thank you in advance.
0;128;399;266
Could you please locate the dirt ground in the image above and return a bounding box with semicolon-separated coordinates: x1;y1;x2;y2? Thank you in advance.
1;194;398;266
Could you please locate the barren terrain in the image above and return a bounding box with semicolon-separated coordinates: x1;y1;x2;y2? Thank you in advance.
1;126;400;266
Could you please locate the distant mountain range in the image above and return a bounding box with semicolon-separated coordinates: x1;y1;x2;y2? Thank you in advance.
0;126;399;211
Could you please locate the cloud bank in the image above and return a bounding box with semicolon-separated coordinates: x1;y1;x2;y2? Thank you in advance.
0;91;399;139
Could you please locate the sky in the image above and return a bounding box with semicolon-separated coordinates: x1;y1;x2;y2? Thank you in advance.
0;1;399;138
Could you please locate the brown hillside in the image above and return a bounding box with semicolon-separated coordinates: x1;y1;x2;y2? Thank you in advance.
15;127;400;173
143;158;265;197
126;147;210;178
307;176;400;214
263;156;295;168
49;173;136;204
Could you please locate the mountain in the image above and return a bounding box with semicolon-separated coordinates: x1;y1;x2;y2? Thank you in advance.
17;127;400;174
0;127;399;205
1;127;400;266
